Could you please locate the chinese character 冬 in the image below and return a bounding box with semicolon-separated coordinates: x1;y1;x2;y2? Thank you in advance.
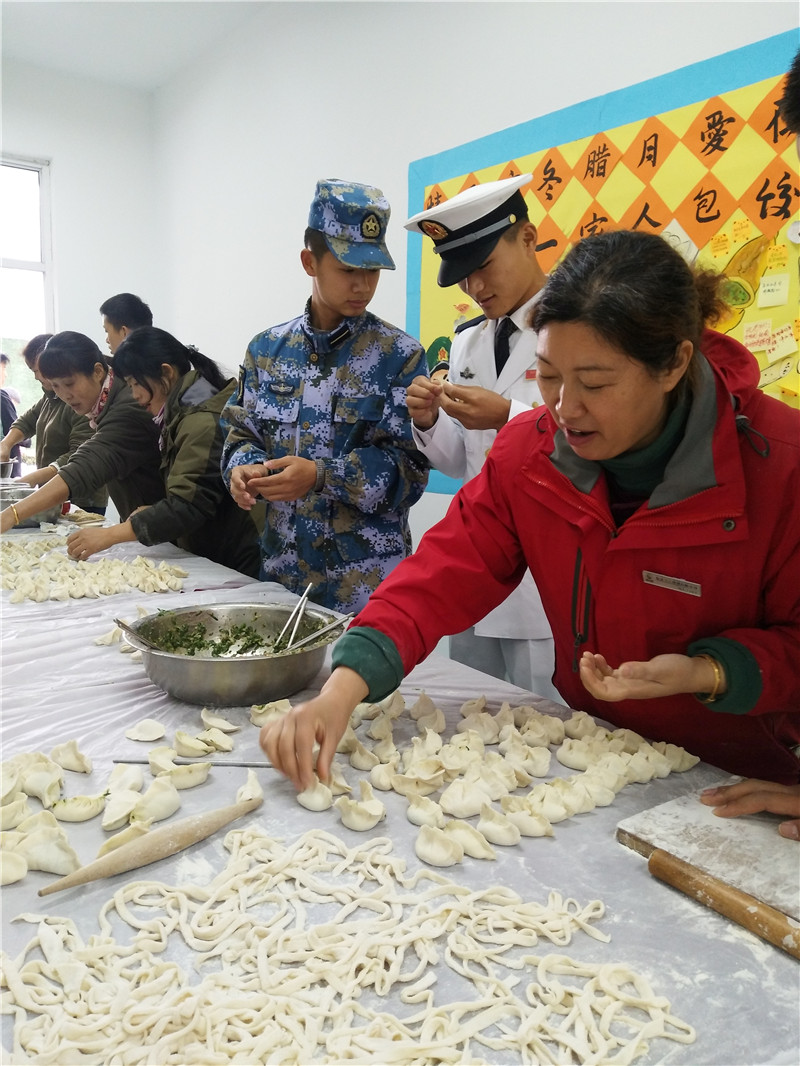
537;158;563;201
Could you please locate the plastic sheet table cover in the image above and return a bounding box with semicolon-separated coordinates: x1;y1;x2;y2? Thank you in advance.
1;533;798;1065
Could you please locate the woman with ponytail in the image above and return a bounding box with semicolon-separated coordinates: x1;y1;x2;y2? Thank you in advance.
65;327;260;577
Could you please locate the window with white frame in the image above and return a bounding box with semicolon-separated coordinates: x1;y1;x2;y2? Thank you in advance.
1;157;54;338
0;157;54;407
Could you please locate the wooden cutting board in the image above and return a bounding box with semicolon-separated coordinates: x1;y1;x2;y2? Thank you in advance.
617;792;800;925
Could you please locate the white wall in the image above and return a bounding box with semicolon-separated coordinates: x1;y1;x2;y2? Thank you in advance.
3;2;797;369
153;2;799;373
2;60;161;349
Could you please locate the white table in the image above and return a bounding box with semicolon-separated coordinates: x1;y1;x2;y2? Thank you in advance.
2;532;798;1065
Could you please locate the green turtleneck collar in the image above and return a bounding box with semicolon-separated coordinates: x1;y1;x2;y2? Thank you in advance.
600;392;691;498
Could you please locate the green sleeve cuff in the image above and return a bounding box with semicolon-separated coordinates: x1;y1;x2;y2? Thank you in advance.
331;626;405;703
687;636;762;715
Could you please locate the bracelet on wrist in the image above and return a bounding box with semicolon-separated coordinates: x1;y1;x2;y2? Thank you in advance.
10;503;20;526
695;653;723;703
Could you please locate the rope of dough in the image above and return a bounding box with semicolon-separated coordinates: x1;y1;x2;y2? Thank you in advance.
1;828;695;1065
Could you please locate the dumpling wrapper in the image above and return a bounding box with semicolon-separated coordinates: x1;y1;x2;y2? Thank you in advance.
125;718;166;743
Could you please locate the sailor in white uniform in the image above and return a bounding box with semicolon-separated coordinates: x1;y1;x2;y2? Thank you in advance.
405;173;560;701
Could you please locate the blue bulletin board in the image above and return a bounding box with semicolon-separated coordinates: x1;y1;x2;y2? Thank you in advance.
406;30;799;435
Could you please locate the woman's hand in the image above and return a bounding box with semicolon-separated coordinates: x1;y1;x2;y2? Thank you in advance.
579;651;724;702
700;779;800;840
16;467;57;488
260;667;368;790
67;519;135;560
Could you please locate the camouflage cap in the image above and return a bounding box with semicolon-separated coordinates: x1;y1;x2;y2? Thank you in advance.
308;179;396;270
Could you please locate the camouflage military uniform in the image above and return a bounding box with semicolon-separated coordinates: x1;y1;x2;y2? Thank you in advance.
220;301;429;612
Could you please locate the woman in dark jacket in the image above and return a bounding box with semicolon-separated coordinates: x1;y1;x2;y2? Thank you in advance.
0;334;107;513
0;332;163;532
64;327;261;578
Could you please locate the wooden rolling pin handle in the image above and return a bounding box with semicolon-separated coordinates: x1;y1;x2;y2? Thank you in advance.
648;848;800;961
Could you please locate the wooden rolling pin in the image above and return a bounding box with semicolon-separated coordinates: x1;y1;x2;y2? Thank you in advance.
648;848;800;960
39;794;263;897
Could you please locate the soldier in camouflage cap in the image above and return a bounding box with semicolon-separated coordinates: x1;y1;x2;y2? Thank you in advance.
220;179;429;614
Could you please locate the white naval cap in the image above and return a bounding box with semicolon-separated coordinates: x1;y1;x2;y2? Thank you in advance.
405;173;532;286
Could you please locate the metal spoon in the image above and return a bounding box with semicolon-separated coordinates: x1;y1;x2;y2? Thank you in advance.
114;617;161;651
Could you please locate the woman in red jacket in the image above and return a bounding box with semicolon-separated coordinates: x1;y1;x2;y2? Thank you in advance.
261;230;800;791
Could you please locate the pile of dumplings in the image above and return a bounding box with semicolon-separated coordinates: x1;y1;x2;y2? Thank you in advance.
1;536;187;603
0;707;249;887
270;690;699;869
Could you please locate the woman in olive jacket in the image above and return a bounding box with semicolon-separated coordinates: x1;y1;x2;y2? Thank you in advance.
64;328;261;578
0;332;163;532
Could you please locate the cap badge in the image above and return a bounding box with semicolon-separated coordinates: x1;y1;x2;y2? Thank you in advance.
361;213;381;239
420;220;450;240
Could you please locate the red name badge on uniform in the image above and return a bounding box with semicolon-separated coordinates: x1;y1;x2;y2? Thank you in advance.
525;369;537;379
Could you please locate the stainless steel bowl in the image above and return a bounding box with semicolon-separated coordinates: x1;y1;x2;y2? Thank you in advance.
0;481;63;526
122;602;342;706
0;462;14;479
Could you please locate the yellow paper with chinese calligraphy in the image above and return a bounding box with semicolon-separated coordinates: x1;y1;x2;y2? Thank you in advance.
415;73;799;408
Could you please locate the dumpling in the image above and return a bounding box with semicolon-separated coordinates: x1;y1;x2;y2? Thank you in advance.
297;775;333;812
564;711;600;740
148;746;178;775
196;728;234;753
0;793;31;831
408;691;437;721
415;824;464;868
101;789;142;831
236;770;264;803
0;851;27;885
476;803;522;846
13;753;64;808
106;763;144;793
443;819;496;860
249;699;292;727
158;762;212;789
131;777;181;823
15;827;80;875
173;731;214;758
52;793;106;822
49;740;93;774
97;819;152;858
334;781;386;831
405;793;446;829
200;707;240;734
348;739;379;772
